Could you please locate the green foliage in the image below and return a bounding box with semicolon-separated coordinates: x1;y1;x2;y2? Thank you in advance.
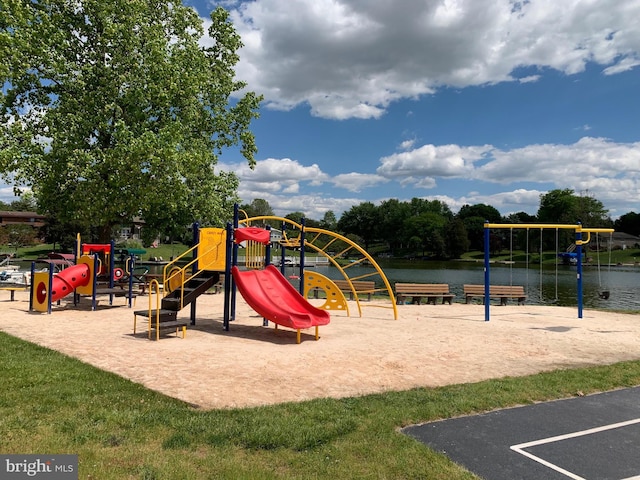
337;202;379;250
0;224;39;248
240;198;274;219
538;189;610;226
1;1;261;242
615;211;640;236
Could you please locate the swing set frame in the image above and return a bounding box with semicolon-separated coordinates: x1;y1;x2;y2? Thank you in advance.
483;222;614;322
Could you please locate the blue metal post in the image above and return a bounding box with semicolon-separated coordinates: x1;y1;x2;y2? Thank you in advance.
576;226;583;319
47;262;53;314
265;226;272;266
299;218;306;295
127;255;134;308
190;223;200;325
223;222;233;331
231;205;239;321
280;222;286;276
108;240;115;305
29;262;35;311
484;222;491;321
91;254;98;311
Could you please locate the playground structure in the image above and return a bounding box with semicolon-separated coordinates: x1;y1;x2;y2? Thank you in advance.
236;210;398;320
30;237;139;313
133;204;396;341
483;222;614;321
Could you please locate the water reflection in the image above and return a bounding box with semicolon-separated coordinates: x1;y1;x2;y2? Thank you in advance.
286;260;640;311
16;257;639;311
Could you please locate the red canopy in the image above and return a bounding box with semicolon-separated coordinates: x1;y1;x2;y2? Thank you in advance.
234;227;271;245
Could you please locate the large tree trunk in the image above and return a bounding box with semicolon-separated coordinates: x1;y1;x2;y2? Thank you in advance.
98;224;113;244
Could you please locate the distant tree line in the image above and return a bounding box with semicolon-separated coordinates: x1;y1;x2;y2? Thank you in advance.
242;189;639;259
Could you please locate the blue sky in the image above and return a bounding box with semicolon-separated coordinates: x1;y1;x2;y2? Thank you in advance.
188;0;640;221
5;0;639;222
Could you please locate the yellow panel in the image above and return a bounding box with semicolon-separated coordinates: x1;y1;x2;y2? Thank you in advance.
75;255;95;295
31;271;51;312
198;228;226;271
166;267;182;294
303;271;350;315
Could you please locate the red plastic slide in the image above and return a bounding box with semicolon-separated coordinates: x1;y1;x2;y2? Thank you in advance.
49;264;91;302
231;265;330;331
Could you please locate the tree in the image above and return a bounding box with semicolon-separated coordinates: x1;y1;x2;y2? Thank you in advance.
376;199;410;254
444;218;469;259
284;211;305;225
615;211;640;237
457;203;502;223
319;211;337;231
537;189;608;226
403;212;447;258
337;202;379;251
457;203;503;251
240;199;274;219
538;189;609;250
1;2;261;242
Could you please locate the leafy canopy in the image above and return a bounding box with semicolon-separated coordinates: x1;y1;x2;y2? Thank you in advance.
0;0;261;241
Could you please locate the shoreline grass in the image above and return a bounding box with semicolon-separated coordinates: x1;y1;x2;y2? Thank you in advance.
2;331;640;478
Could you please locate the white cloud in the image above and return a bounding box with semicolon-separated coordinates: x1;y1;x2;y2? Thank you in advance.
216;0;640;119
225;135;640;219
223;157;330;186
331;172;388;192
377;144;489;178
518;75;541;83
398;139;416;151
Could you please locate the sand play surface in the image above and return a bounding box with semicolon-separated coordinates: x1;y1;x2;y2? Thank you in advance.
1;289;639;410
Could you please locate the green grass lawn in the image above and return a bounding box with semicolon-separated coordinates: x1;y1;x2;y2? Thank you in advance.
0;242;190;263
2;331;640;479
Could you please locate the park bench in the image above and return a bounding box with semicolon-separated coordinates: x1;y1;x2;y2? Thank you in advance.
464;284;527;305
395;283;455;305
333;279;376;301
0;286;27;301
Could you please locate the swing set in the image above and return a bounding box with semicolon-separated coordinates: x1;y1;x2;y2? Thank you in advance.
483;222;614;321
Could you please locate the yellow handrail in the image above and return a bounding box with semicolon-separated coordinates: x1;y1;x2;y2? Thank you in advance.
161;242;221;309
147;279;161;341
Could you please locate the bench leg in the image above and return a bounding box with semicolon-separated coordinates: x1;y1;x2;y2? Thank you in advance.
500;297;507;306
427;296;436;305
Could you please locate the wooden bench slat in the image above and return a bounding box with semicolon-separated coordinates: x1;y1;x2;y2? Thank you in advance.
463;284;527;305
395;283;454;305
333;280;376;301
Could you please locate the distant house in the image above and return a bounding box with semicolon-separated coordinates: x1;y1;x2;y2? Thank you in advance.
610;232;640;250
117;216;145;241
0;210;46;228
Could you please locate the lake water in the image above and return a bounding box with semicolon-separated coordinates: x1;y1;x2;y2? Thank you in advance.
284;260;640;311
15;258;639;311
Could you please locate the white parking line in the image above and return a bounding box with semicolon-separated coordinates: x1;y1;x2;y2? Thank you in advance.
510;418;640;480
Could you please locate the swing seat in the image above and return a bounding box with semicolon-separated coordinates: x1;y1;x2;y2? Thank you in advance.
598;290;610;300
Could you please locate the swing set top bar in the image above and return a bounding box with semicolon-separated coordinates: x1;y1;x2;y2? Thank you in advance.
484;222;613;232
484;223;614;245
